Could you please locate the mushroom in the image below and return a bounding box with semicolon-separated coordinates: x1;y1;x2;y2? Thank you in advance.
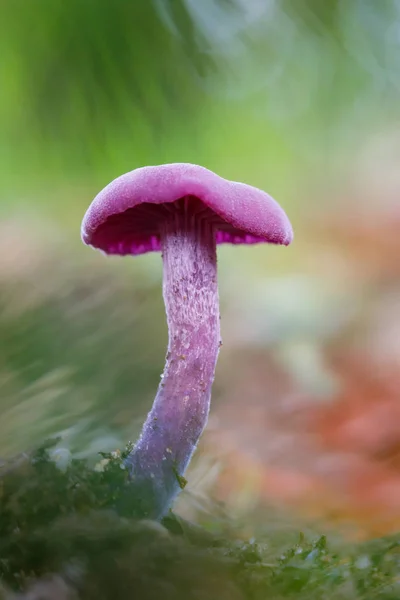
81;163;293;519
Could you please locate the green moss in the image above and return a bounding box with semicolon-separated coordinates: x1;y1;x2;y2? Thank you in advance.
0;440;399;599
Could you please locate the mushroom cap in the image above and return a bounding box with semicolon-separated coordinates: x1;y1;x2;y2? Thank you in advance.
81;163;293;255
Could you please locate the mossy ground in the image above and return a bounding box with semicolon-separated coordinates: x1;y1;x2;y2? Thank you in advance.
0;440;399;600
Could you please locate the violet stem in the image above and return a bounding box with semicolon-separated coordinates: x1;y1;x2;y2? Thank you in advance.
126;198;221;519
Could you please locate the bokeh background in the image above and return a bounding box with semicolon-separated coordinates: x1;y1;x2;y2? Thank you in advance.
1;0;400;540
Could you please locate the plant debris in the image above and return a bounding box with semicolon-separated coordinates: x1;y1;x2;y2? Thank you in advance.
0;440;399;599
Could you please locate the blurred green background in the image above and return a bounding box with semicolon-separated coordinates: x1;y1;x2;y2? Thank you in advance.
1;0;400;537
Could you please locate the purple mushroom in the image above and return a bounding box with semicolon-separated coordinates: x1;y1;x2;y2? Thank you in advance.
81;163;293;519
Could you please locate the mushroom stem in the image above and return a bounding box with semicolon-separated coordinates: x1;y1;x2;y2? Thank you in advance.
126;199;221;519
